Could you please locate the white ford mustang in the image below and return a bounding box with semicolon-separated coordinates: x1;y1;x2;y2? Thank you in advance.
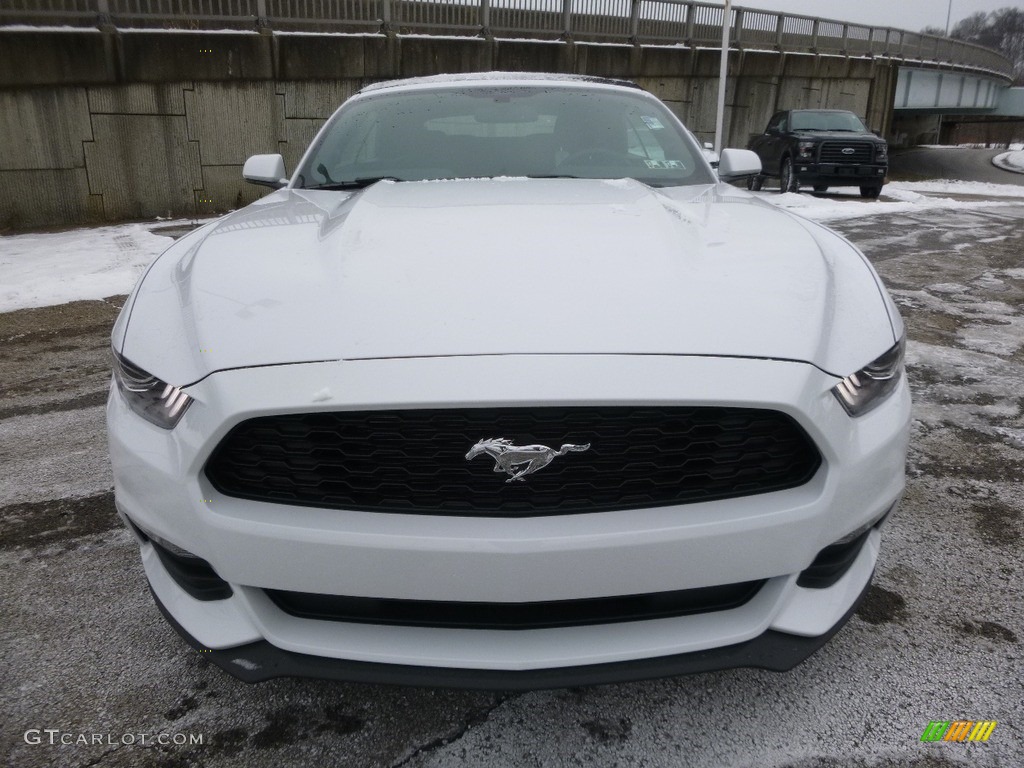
108;73;910;688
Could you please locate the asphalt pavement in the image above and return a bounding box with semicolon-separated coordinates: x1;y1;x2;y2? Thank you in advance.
2;151;1023;767
889;147;1024;185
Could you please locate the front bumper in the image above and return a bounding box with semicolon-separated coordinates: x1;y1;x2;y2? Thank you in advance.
149;576;873;689
793;162;887;186
109;353;909;685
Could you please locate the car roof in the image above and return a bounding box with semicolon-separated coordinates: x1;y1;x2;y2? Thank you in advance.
359;72;643;94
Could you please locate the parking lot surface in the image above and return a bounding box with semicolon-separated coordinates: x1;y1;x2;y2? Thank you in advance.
2;200;1022;767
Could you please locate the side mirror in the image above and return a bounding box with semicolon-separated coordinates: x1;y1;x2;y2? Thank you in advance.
243;154;288;188
700;141;720;168
717;149;762;181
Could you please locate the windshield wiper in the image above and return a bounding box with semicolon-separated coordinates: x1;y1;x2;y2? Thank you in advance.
306;176;403;191
526;174;580;179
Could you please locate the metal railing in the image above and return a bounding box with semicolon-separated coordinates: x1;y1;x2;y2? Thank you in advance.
0;0;1013;79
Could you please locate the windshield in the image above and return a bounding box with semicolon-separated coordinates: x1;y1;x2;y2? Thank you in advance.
295;85;715;189
789;111;869;132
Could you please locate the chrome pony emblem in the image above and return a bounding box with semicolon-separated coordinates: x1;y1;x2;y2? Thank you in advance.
466;438;591;483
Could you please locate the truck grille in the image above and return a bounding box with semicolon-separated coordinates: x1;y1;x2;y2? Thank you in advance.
819;141;874;164
205;406;821;516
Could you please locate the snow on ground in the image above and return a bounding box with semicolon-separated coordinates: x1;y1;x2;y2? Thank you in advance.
0;220;190;313
887;179;1024;197
920;142;1023;150
750;179;1024;222
993;149;1024;173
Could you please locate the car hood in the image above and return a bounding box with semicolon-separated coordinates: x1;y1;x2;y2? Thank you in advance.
118;178;898;385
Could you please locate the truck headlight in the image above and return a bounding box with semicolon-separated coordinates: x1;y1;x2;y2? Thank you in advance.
112;350;192;429
876;144;888;161
798;141;816;159
831;337;904;417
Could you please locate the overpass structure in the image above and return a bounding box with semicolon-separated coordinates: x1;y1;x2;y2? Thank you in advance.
0;0;1016;228
1;0;1014;78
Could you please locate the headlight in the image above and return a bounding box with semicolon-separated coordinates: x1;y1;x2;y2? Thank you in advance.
876;144;888;161
831;337;904;417
797;141;816;159
112;350;192;429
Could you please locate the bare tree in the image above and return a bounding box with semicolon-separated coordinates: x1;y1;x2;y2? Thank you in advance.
951;12;992;43
991;8;1024;84
951;7;1024;84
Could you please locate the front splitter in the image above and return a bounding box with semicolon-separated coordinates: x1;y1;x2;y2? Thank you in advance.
150;578;871;690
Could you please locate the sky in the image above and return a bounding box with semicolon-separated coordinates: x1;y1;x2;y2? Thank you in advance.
738;0;1018;34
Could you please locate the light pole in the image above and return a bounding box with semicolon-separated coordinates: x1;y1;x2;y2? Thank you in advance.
714;0;732;154
943;0;954;146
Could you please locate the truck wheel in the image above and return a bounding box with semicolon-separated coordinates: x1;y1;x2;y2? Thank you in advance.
746;175;764;191
780;157;799;193
859;185;882;199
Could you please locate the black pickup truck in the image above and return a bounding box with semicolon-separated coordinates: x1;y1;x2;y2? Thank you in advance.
746;109;888;198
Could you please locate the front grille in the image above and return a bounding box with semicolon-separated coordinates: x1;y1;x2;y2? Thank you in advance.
819;141;874;164
205;407;821;516
265;580;767;630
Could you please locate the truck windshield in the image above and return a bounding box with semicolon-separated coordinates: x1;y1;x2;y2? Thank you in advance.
790;111;868;132
296;85;715;189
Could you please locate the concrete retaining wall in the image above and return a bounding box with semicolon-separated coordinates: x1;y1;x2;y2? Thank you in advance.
0;30;897;229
